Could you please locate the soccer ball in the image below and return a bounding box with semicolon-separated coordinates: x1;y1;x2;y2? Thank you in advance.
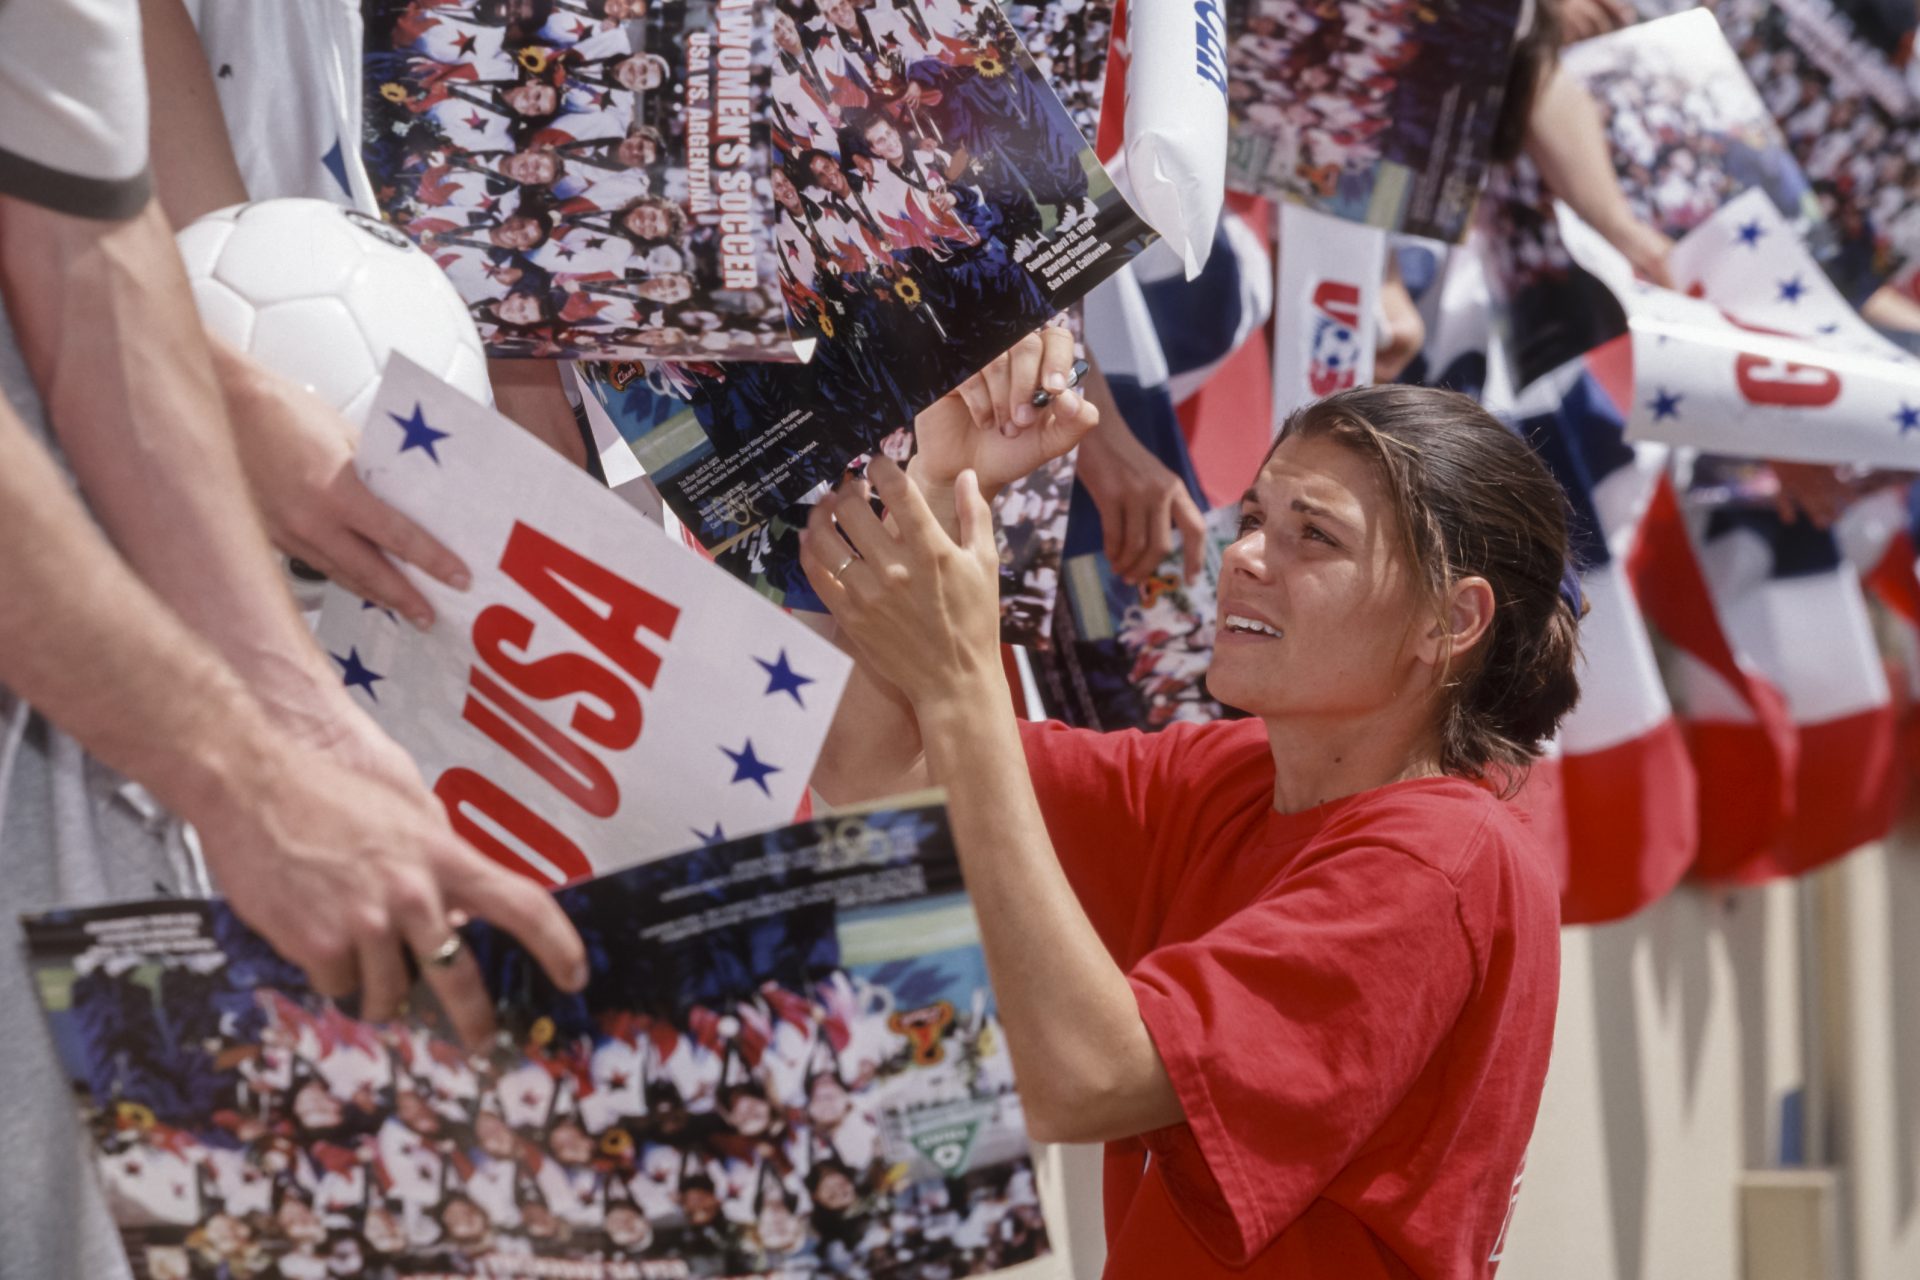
175;198;491;426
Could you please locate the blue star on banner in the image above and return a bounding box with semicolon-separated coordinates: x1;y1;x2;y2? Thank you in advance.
756;651;815;707
1777;276;1807;304
361;598;399;624
331;647;384;702
389;403;449;462
1896;403;1920;435
321;139;350;197
722;740;780;796
1648;389;1683;421
693;824;728;846
1735;220;1766;248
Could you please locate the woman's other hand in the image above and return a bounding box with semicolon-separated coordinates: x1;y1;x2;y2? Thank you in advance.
801;457;1001;710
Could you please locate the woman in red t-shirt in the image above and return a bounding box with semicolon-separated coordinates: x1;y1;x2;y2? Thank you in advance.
801;327;1575;1278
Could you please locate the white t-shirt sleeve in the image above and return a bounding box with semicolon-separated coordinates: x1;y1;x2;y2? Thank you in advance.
0;0;151;219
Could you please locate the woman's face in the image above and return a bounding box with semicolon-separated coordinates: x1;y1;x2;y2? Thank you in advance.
277;1199;327;1246
506;82;557;118
364;1207;406;1254
682;1186;721;1226
475;1109;517;1158
771;169;801;211
502;148;560;185
619;131;661;168
807;1075;851;1128
443;1197;489;1243
1208;433;1435;723
496;292;546;327
726;1091;773;1136
294;1081;343;1131
549;1120;594;1165
617;54;666;92
864;120;905;163
638;274;693;303
775;12;804;55
625;203;675;241
812;1170;856;1212
605;1205;654;1249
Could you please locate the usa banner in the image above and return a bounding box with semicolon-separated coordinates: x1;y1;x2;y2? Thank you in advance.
315;357;852;885
1272;201;1384;431
1558;190;1920;468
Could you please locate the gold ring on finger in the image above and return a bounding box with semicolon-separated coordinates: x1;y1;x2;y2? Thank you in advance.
423;934;464;969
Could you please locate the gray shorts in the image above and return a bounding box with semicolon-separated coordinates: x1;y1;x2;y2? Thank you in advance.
0;707;197;1280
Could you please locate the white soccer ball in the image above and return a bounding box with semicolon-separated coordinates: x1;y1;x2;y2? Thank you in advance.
175;198;492;426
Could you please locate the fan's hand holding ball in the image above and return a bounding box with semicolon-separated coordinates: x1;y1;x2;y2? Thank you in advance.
176;198;487;618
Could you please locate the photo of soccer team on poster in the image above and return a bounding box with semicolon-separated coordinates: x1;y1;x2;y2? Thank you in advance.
363;0;795;360
605;0;1146;548
27;805;1049;1280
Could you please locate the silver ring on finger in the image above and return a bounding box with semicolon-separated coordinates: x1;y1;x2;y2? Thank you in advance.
832;551;858;576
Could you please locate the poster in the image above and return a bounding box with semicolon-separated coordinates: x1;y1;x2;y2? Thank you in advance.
1557;189;1920;467
689;408;1075;647
1222;0;1523;242
581;324;1085;648
24;800;1052;1280
314;358;851;886
1715;0;1920;300
363;0;798;361
1029;506;1243;731
581;0;1148;551
1482;8;1829;387
1558;11;1827;247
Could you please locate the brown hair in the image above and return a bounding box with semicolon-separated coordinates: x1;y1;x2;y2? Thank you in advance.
1272;384;1581;786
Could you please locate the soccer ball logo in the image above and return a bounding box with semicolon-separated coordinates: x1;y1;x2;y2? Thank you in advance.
175;198;491;426
1307;278;1365;397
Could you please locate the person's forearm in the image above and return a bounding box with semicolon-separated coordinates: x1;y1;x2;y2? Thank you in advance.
489;359;590;466
0;395;291;828
813;640;928;805
0;198;337;716
139;0;250;227
811;472;964;807
917;671;1179;1144
1524;67;1637;241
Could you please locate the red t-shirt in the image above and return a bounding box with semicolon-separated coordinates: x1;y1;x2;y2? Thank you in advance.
1019;717;1560;1278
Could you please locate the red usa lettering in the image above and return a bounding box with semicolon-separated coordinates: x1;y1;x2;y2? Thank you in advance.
433;521;683;885
1733;354;1842;408
1708;305;1845;409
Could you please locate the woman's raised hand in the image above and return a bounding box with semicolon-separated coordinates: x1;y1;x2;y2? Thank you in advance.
800;457;1002;710
910;324;1098;504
